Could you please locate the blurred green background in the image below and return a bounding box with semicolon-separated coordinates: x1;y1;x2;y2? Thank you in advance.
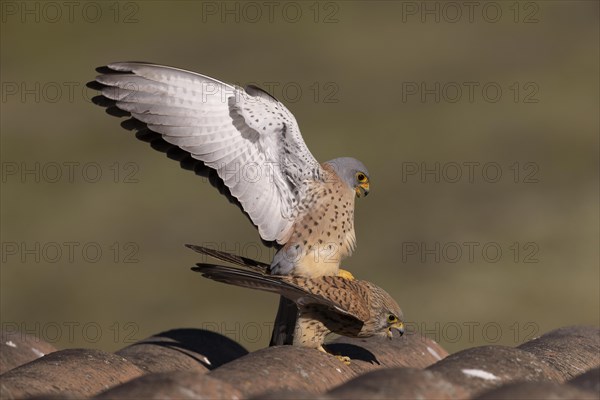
1;1;598;354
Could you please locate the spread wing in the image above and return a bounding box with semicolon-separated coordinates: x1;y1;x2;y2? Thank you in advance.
93;62;323;243
192;264;367;322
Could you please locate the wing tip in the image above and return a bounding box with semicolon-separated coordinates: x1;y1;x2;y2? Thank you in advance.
190;263;206;273
106;61;153;71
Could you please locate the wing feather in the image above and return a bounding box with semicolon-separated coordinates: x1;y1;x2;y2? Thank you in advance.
94;62;322;242
185;244;269;269
192;263;363;320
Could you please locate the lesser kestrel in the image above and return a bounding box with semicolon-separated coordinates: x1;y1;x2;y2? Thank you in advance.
191;259;405;356
92;62;369;278
92;63;372;348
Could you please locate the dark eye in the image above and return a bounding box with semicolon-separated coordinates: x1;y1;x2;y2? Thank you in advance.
356;173;367;182
387;314;397;323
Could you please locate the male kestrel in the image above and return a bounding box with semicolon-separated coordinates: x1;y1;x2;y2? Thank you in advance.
92;62;369;278
190;254;405;356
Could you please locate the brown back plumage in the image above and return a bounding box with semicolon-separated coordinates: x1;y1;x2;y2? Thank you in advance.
188;244;404;343
192;263;365;321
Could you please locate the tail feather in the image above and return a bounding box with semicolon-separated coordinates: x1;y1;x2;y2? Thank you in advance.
188;244;299;346
192;263;304;303
270;297;298;346
186;244;269;271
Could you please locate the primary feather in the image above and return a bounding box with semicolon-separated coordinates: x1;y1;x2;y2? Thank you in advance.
95;62;322;243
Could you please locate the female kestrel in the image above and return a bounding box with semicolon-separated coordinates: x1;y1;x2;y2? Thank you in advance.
191;260;405;355
93;62;370;278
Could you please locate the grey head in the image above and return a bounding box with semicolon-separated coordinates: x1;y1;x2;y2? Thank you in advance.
324;157;370;198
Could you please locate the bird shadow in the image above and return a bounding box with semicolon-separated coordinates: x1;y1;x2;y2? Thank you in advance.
324;343;381;365
119;328;248;370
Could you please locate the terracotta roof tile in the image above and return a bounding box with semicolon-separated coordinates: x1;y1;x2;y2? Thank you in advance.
426;345;563;397
0;330;57;374
0;325;597;399
92;371;242;400
325;330;448;373
518;325;600;381
473;381;598;400
207;331;446;397
207;345;354;397
326;367;469;400
115;328;248;374
0;348;143;399
249;389;329;400
568;367;600;394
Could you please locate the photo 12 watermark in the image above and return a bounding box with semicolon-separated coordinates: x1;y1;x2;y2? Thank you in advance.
399;2;541;24
1;241;141;264
1;1;141;24
200;321;275;344
200;1;340;24
401;82;540;104
195;240;359;265
2;81;98;104
2;79;340;105
400;162;540;184
406;320;540;344
2;321;140;345
400;241;540;264
238;81;340;104
1;161;140;184
198;319;540;345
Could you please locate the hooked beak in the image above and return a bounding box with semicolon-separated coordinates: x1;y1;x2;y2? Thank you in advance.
386;321;405;340
355;182;370;198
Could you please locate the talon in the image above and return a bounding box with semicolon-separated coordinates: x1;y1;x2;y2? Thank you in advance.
337;269;355;280
319;346;351;365
335;355;351;365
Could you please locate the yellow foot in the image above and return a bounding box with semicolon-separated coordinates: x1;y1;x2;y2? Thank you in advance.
337;268;355;280
317;346;352;365
335;355;352;365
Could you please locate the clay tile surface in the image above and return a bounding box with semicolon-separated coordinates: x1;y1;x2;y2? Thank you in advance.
427;345;564;397
1;325;598;399
209;332;447;398
249;389;329;400
326;367;469;400
568;367;600;394
325;329;448;374
0;330;57;374
518;325;600;381
93;371;243;400
473;381;598;400
0;348;143;399
207;345;355;397
115;328;248;374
